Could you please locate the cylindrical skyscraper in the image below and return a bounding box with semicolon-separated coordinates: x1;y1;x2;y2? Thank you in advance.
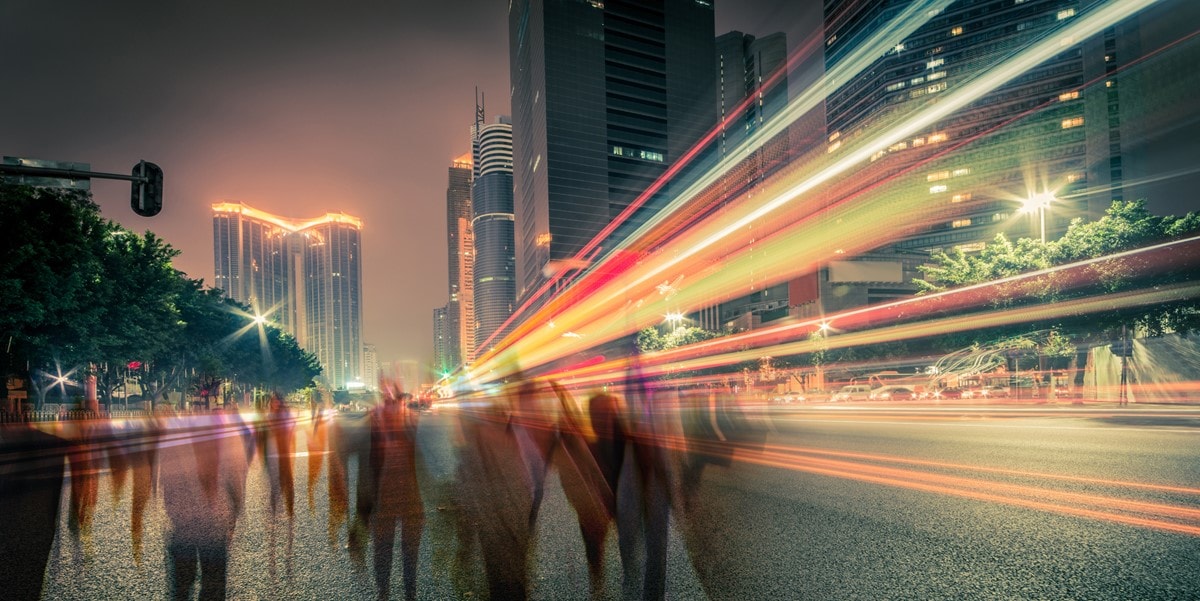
472;116;516;355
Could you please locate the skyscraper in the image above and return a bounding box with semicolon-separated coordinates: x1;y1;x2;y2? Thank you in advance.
716;31;789;158
212;202;364;389
472;114;517;354
433;306;449;375
446;152;475;365
823;0;1121;254
509;0;719;300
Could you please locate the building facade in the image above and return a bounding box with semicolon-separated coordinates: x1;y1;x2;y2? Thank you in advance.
509;0;719;301
433;306;449;375
446;152;475;366
472;116;517;355
212;202;364;389
822;0;1122;254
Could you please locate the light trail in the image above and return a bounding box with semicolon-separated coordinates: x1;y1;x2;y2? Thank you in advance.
468;0;1166;384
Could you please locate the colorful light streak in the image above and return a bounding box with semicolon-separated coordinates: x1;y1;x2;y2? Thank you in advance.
467;0;1167;386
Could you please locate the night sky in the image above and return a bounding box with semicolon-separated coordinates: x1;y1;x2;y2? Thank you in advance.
2;1;1194;367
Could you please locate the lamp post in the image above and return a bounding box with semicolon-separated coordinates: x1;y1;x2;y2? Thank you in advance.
1020;192;1055;243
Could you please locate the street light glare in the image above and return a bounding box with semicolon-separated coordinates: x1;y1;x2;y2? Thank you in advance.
253;314;268;325
1021;192;1055;213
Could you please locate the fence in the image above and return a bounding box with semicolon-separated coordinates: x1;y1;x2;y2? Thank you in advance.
0;409;151;424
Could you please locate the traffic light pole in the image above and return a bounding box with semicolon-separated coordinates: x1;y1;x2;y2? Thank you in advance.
0;160;163;216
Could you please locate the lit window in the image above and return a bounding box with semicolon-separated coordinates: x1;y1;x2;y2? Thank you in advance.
870;150;887;162
1014;0;1027;4
950;26;963;36
1106;80;1115;88
912;137;926;147
827;140;842;153
911;76;925;85
536;233;552;247
887;81;906;92
1061;116;1084;129
1066;172;1085;183
952;167;971;177
894;42;906;53
930;184;949;194
1059;91;1080;101
928;71;946;80
910;88;927;98
927;58;945;69
952;218;971;228
828;131;841;142
1057;8;1076;20
826;35;837;47
992;212;1010;222
927;82;947;94
929;132;948;143
927;171;950;182
889;141;908;152
951;193;973;203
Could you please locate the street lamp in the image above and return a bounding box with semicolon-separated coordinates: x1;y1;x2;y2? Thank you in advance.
1020;192;1055;243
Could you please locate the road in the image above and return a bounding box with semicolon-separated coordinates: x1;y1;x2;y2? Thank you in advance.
26;402;1200;599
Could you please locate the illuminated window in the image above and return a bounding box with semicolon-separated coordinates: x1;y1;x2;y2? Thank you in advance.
1106;80;1115;88
1066;172;1085;183
1057;8;1075;20
1059;90;1080;101
951;193;973;203
911;76;925;85
910;88;927;99
929;132;948;143
950;26;963;36
927;82;947;94
827;140;842;153
1014;0;1027;4
638;150;664;162
828;131;841;142
870;150;887;162
894;42;906;53
952;218;971;228
826;35;837;47
927;58;944;69
992;212;1011;222
886;81;906;92
912;137;926;147
928;71;946;81
952;167;971;177
1061;116;1084;129
535;233;553;247
889;141;908;152
930;184;948;194
927;171;950;182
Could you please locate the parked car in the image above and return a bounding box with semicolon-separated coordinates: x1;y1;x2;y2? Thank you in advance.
869;385;916;401
833;384;873;402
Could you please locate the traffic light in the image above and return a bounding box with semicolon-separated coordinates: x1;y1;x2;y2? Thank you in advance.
130;160;163;217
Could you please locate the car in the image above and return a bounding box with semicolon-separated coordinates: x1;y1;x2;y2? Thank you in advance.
869;385;916;401
932;387;963;400
833;384;873;402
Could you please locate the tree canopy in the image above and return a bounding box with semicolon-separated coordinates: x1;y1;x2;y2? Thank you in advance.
1;183;321;409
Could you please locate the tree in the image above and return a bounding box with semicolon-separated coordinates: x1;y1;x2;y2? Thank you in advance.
1;184;109;409
915;199;1200;338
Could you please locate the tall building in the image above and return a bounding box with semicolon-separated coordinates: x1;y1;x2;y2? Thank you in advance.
362;343;378;390
509;0;719;300
212;202;364;389
472;113;517;354
446;152;475;365
715;31;789;158
433;306;449;375
822;0;1123;254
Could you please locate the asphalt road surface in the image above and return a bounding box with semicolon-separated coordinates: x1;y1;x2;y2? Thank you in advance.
29;402;1200;600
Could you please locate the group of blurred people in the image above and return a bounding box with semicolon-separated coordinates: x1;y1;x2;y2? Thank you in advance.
0;374;768;600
